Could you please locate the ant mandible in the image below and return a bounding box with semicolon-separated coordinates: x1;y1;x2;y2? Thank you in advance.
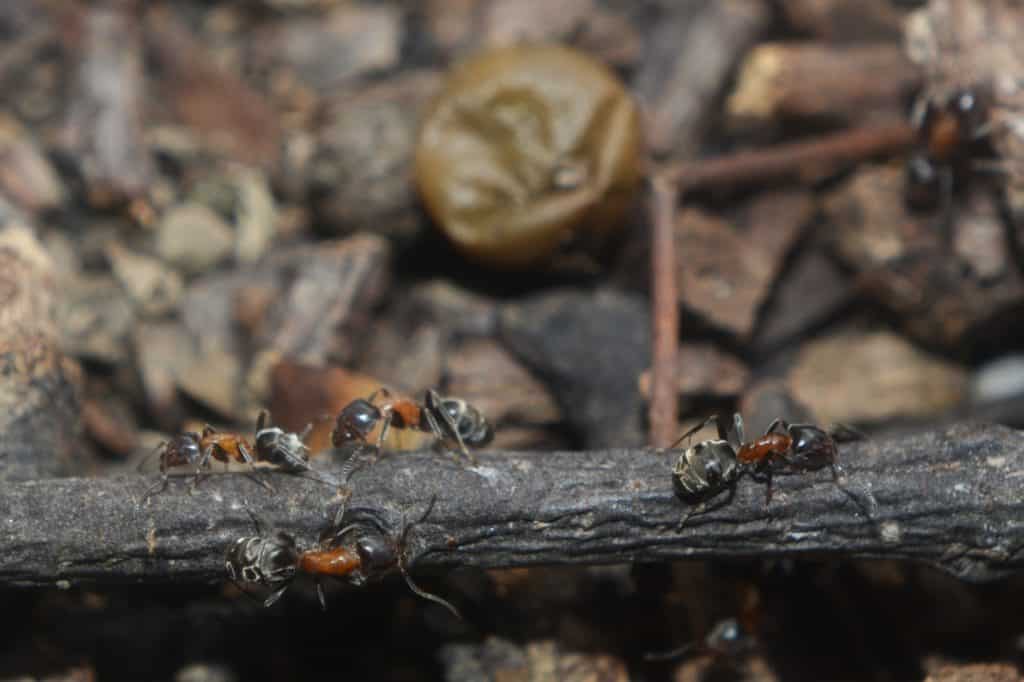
331;387;492;465
141;424;271;503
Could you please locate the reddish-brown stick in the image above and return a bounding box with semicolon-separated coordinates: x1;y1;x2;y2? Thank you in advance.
648;176;680;448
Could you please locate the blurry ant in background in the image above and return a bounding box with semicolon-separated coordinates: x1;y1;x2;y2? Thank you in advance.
225;498;461;618
140;424;271;504
331;388;493;465
645;587;762;663
671;414;876;528
905;86;997;215
644;616;758;662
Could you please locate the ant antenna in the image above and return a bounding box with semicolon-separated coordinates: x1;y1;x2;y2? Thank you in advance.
643;641;696;662
136;440;167;473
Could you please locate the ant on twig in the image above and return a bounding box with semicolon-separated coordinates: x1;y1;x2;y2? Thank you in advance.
140;424;272;504
225;498;461;618
253;409;340;488
140;411;339;504
670;413;877;528
331;387;493;465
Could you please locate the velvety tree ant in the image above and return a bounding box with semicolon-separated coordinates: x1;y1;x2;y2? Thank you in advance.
905;87;995;212
225;516;300;607
734;417;870;511
331;388;493;464
141;425;271;503
671;414;875;528
225;499;461;618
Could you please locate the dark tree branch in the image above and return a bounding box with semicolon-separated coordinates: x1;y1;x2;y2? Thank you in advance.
2;423;1023;588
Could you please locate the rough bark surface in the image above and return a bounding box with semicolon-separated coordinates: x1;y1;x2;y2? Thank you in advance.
2;423;1023;588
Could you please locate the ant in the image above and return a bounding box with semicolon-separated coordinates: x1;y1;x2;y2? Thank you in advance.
225;499;461;618
905;86;996;213
140;424;271;503
671;414;874;528
670;413;743;529
644;616;758;662
331;388;493;465
225;520;299;607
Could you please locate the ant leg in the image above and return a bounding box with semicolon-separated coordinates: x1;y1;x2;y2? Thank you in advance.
643;641;696;662
263;584;290;608
677;502;706;530
376;409;394;451
669;415;721;450
366;387;392;406
394;498;462;621
831;462;878;522
136;440;167;474
676;485;736;531
298;422;314;442
424;407;477;465
764;418;790;436
829;423;865;442
238;442;275;493
256;409;269;432
731;413;746;445
189;445;215;494
398;564;462;620
316;580;328;611
228;576;272;606
141;470;169;506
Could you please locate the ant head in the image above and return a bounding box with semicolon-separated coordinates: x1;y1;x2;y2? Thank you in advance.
332;399;382;445
355;533;398;575
167;433;202;464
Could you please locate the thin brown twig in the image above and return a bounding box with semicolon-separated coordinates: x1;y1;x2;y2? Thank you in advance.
658;120;916;191
648;176;679;448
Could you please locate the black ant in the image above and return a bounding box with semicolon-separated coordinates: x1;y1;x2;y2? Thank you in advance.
671;414;875;528
905;86;996;213
225;499;460;618
331;388;492;465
